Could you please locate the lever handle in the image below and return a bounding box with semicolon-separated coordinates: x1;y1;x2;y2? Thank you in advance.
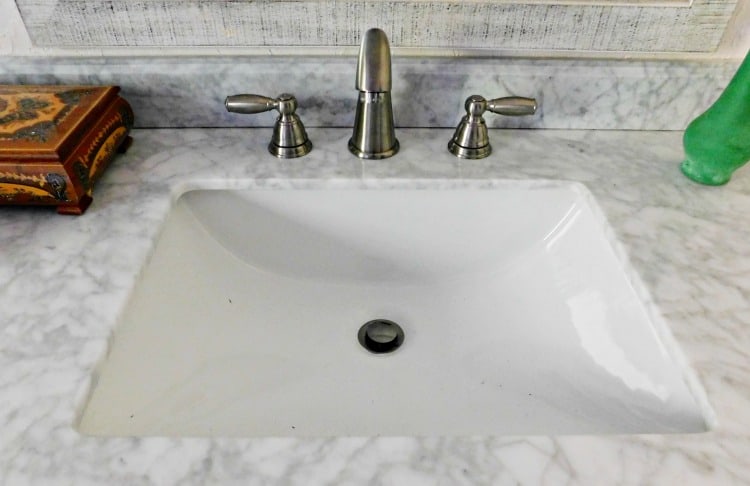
486;97;537;117
225;94;280;114
224;93;312;158
448;94;538;160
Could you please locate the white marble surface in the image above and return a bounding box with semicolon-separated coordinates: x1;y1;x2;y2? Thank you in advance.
1;128;750;484
0;56;739;130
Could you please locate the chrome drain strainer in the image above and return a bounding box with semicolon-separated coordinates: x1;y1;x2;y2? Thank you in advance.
358;319;405;354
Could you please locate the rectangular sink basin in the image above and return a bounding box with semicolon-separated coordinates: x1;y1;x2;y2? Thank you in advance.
78;181;710;437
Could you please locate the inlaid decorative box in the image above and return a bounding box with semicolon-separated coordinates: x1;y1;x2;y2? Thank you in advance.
0;85;133;215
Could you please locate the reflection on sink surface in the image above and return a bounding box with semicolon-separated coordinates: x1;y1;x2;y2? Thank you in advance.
78;181;709;437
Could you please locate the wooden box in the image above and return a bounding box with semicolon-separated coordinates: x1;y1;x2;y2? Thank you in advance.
0;85;133;215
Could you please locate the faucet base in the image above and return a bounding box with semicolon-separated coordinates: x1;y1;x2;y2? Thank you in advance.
448;140;491;160
269;139;313;159
348;138;400;160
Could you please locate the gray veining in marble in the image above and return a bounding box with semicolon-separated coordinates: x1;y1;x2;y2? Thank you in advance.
1;128;750;484
0;56;739;130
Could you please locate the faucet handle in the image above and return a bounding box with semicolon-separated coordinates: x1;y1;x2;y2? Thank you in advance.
486;96;537;117
448;94;537;159
225;94;279;114
225;93;313;158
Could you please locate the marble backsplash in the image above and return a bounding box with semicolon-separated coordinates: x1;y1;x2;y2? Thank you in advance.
15;0;736;53
0;56;739;130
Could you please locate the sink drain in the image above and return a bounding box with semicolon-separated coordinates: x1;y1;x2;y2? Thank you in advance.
358;319;405;354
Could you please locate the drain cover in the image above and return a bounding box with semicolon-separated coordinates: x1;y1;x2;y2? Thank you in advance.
358;319;405;354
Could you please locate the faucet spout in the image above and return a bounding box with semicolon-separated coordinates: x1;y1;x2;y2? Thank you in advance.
356;28;392;93
349;28;399;159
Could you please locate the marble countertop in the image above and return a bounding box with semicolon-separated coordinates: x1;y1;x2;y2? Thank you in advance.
1;128;749;485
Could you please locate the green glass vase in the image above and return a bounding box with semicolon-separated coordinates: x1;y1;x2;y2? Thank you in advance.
681;50;750;185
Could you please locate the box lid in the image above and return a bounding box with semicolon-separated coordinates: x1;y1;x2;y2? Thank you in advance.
0;85;120;163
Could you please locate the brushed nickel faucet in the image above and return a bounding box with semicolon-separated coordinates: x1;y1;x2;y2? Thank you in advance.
348;28;399;159
448;95;537;159
225;93;312;158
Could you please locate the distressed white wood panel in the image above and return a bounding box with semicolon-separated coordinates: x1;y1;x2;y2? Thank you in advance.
15;0;738;52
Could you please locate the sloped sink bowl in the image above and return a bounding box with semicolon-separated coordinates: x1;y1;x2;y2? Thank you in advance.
78;181;709;437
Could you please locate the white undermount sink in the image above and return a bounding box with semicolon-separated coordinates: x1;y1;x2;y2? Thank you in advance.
78;180;710;437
